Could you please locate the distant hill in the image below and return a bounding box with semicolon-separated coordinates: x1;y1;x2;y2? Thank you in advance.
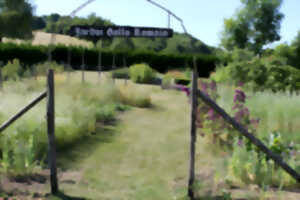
5;13;216;55
109;33;214;55
39;13;215;55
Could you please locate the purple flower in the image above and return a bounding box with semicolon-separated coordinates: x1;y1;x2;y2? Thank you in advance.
200;82;208;92
243;108;249;116
174;85;190;96
210;81;217;90
207;108;220;120
238;139;243;146
234;89;246;103
232;104;242;110
207;109;215;120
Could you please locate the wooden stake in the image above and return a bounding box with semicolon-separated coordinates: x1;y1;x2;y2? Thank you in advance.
47;69;58;194
188;56;198;200
98;50;102;81
0;68;2;90
123;55;127;85
81;49;85;83
112;54;116;69
67;47;71;82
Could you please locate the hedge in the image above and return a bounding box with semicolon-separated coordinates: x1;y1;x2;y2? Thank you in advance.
0;42;218;77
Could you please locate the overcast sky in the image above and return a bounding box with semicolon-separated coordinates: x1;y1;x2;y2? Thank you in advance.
33;0;300;47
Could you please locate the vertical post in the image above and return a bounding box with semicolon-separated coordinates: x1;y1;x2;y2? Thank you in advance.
47;69;58;194
67;47;71;82
123;55;127;85
81;48;85;83
112;54;116;84
0;68;2;90
188;56;198;200
98;50;102;81
167;12;171;28
34;67;37;80
112;54;116;69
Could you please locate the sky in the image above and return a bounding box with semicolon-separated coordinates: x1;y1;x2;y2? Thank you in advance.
33;0;300;48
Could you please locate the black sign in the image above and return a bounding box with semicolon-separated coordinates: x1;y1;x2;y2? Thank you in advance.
68;25;173;38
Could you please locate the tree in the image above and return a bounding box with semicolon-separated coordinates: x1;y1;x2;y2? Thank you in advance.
32;16;46;30
290;31;300;69
0;0;34;42
220;0;284;55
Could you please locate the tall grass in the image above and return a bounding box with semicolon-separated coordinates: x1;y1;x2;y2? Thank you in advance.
215;84;300;187
217;84;300;143
0;72;151;176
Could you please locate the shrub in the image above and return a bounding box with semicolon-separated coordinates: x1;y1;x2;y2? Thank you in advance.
2;59;23;80
228;132;298;187
213;54;300;93
161;74;173;89
34;61;64;76
0;42;218;77
119;85;151;108
110;67;129;79
210;65;231;83
95;104;116;124
174;78;190;86
129;63;156;84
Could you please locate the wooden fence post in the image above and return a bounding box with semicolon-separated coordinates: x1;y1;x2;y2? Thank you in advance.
98;50;102;81
47;69;58;194
67;47;71;82
0;68;2;90
123;55;128;85
188;57;198;200
81;49;85;83
112;54;116;84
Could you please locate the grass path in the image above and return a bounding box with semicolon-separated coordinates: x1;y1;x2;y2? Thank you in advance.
55;85;191;200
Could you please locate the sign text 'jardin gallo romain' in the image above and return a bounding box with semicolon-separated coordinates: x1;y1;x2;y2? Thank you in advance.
68;25;173;39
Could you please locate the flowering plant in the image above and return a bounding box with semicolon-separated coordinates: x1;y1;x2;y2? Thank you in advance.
176;80;260;150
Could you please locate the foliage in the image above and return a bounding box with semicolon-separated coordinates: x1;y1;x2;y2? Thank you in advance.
33;61;64;76
178;80;299;187
161;74;173;89
229;131;298;187
44;13;113;37
0;0;34;41
0;42;218;76
1;58;23;80
191;80;259;149
0;75;151;175
212;48;300;93
110;67;129;79
129;63;156;84
291;31;300;69
32;16;46;30
119;84;152;108
41;13;213;54
220;0;284;54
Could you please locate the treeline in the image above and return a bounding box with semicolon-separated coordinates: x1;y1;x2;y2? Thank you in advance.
32;13;214;55
0;42;218;77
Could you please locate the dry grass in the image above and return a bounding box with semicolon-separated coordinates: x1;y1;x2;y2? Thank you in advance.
3;31;93;47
